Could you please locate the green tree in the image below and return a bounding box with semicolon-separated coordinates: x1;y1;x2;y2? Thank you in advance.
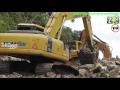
0;12;50;33
60;27;73;42
24;12;48;26
72;30;82;40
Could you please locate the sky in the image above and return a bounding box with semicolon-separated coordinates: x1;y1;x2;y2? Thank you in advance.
63;13;120;59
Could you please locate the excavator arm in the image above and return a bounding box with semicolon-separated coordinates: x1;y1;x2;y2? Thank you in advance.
80;29;112;59
93;39;112;60
44;12;73;39
44;12;112;63
77;13;112;64
82;15;94;51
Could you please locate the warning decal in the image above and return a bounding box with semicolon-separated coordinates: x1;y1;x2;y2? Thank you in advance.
32;43;38;49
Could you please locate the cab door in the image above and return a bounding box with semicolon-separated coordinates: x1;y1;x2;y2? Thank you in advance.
47;37;52;52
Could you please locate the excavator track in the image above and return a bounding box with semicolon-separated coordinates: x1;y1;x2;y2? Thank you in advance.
52;64;79;76
35;62;79;76
0;61;11;74
0;56;79;76
0;50;99;76
35;63;53;75
0;54;97;76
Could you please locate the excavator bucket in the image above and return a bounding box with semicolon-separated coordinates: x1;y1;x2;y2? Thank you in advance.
77;48;99;65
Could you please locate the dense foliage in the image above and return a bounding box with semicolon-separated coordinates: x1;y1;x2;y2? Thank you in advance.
0;12;82;41
60;26;82;42
0;12;50;32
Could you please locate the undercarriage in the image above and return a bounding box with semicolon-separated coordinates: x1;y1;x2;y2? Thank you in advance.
0;48;99;77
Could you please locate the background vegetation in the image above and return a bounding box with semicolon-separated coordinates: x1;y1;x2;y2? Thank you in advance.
0;12;82;41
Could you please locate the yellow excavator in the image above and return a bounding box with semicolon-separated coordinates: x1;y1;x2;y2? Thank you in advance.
63;14;112;64
0;12;112;75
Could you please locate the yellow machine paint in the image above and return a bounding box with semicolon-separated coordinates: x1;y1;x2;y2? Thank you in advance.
44;12;73;39
18;23;45;30
0;12;113;75
65;41;82;59
0;33;69;61
0;22;71;61
0;12;112;64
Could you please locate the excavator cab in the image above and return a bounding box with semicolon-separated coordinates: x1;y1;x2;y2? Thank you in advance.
64;40;82;59
17;23;45;32
8;23;46;35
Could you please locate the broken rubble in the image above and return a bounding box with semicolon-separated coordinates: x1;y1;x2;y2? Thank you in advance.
46;72;56;78
61;74;76;78
78;69;88;76
115;61;120;65
79;64;95;70
0;75;7;78
55;74;62;78
0;57;120;78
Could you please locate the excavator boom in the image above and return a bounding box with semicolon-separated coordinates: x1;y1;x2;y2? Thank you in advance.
82;15;94;51
45;12;112;61
93;39;112;60
44;12;73;39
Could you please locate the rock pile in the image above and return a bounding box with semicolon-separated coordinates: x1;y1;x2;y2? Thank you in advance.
0;56;120;78
35;58;120;78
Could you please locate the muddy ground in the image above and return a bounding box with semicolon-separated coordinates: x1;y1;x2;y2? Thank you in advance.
0;56;120;78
